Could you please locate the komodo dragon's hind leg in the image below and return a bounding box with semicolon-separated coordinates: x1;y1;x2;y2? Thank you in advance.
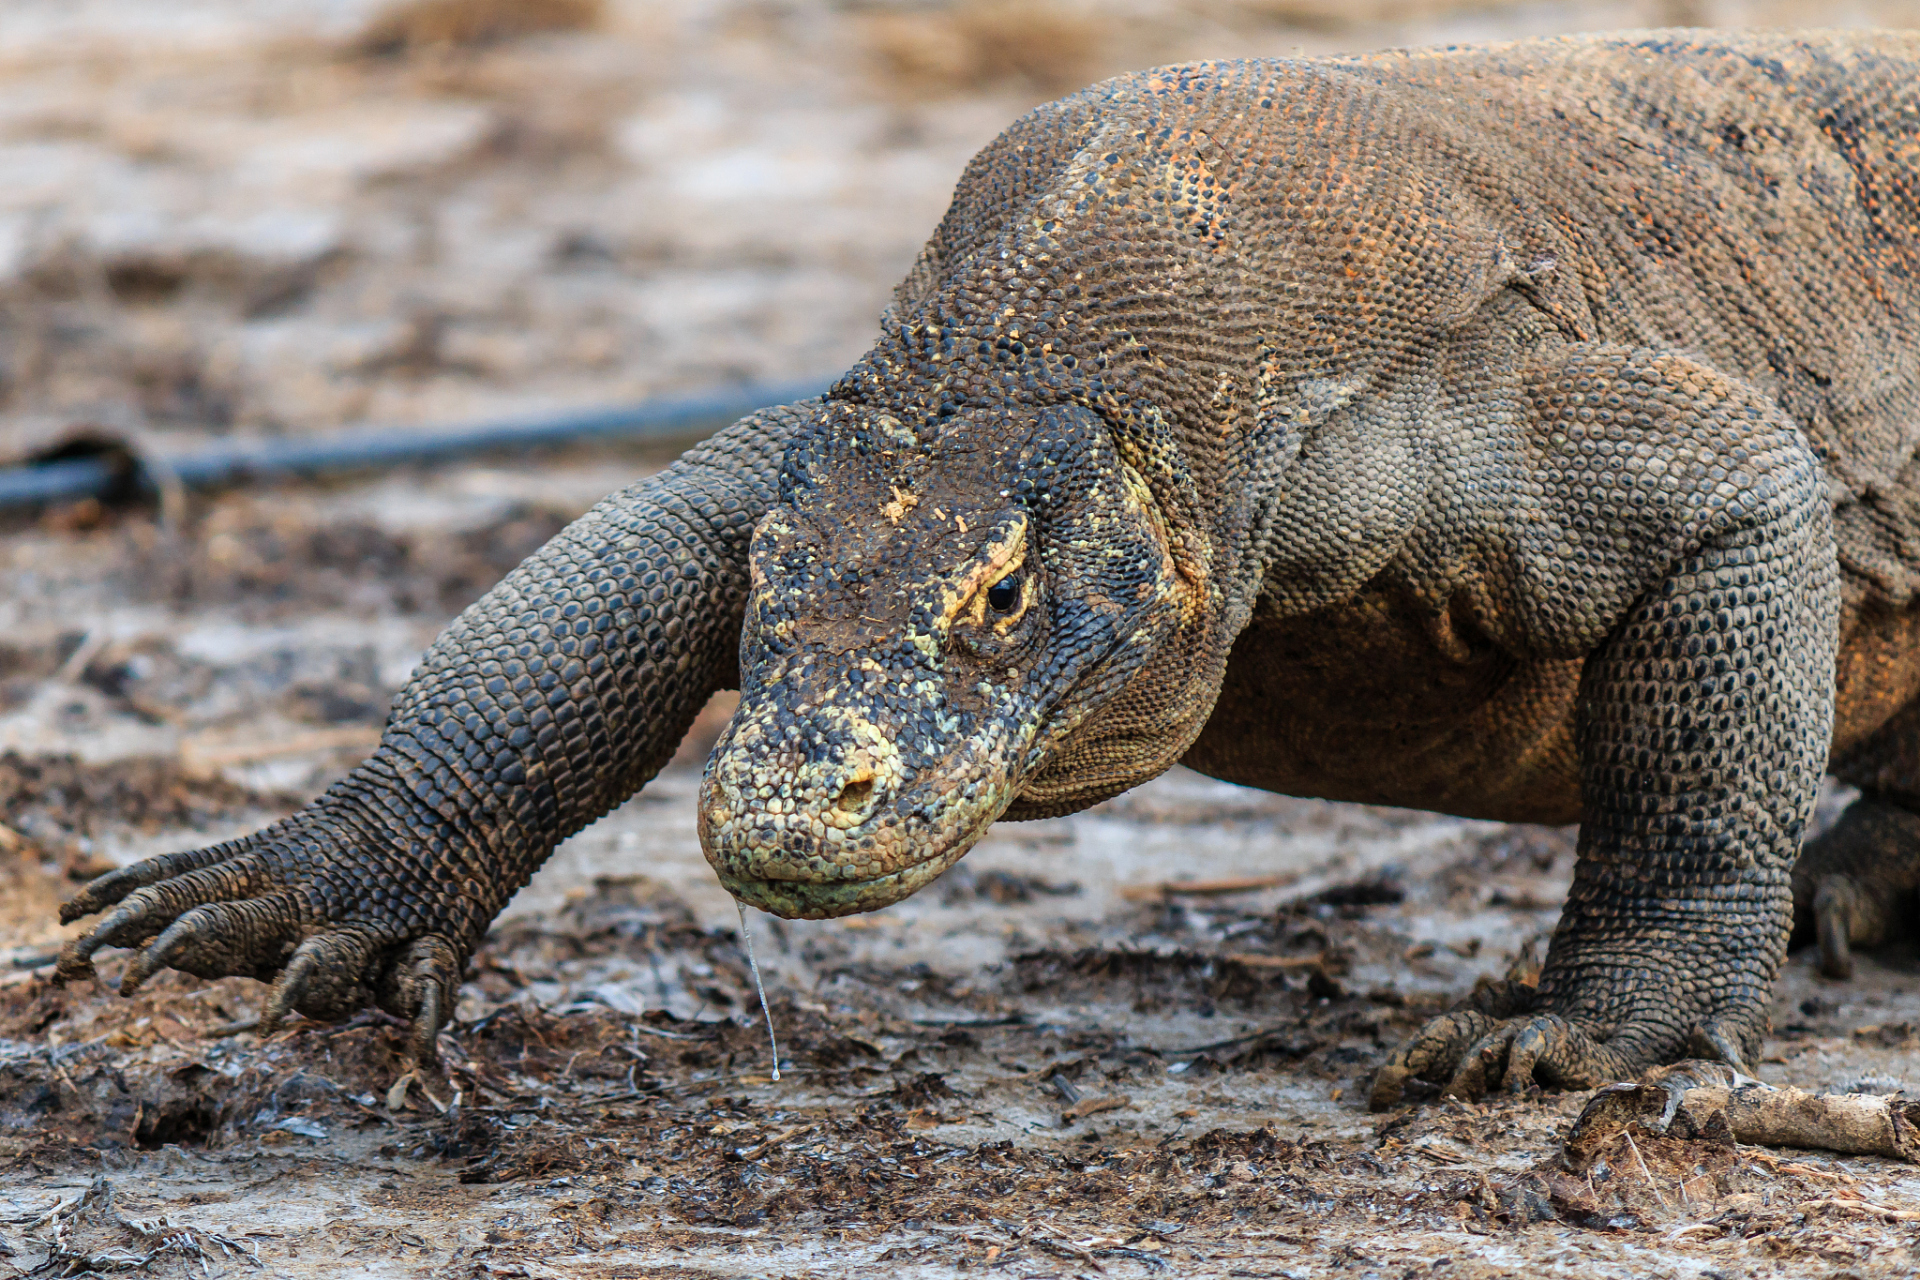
1794;691;1920;978
1793;797;1920;978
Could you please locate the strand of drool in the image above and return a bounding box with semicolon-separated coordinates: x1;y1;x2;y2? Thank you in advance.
736;900;781;1081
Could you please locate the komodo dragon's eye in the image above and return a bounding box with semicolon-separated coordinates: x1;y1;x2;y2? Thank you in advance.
986;572;1021;612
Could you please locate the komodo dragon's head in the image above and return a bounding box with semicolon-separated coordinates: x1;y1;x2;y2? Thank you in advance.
699;396;1220;918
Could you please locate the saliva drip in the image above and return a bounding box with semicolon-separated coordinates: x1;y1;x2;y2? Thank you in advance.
736;900;781;1081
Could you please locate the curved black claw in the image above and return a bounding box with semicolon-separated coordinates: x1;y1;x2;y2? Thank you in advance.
384;935;464;1066
57;816;472;1066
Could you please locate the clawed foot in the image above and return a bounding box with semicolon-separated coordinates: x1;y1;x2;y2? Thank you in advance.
1369;980;1618;1110
1368;979;1757;1112
56;819;466;1065
1792;797;1920;980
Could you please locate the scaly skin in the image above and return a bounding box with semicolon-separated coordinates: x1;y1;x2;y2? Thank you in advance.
59;32;1920;1106
57;411;797;1062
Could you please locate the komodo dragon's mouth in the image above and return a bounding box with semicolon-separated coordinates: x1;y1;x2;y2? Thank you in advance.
697;701;1029;919
712;850;969;919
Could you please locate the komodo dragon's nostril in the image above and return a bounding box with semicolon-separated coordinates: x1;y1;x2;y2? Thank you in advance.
833;774;876;816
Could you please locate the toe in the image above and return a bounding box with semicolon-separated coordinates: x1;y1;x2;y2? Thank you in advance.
1814;876;1858;980
380;934;464;1067
261;929;389;1030
58;856;272;984
1443;1024;1514;1100
1370;1007;1500;1111
1498;1015;1568;1093
1431;1012;1626;1101
60;838;254;924
59;888;183;983
120;895;304;994
1687;1015;1761;1076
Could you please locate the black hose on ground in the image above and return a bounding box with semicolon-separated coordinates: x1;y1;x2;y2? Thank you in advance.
0;377;833;511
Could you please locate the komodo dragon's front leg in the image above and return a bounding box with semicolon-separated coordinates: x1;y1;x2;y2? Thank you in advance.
1370;343;1838;1107
55;404;806;1061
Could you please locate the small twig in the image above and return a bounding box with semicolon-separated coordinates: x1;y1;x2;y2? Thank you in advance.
627;1023;706;1042
1118;873;1299;902
653;1065;814;1098
203;1017;260;1038
47;1050;84;1102
1161;1026;1292;1057
732;1124;812;1163
1027;1220;1107;1272
1622;1131;1670;1209
1800;1197;1920;1221
1220;952;1328;970
1062;1094;1129;1123
22;1193;81;1231
577;1089;658;1109
55;630;106;683
1777;1159;1861;1187
444;1060;527;1102
178;725;381;775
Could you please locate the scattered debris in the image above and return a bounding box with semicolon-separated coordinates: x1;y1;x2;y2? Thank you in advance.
0;751;296;843
9;1177;261;1275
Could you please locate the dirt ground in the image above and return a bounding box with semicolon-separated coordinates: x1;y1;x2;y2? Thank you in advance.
5;1;1920;1277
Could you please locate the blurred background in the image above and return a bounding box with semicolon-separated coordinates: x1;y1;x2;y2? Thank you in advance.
4;0;1918;456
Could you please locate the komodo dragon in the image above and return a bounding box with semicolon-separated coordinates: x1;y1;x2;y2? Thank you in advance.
54;30;1920;1109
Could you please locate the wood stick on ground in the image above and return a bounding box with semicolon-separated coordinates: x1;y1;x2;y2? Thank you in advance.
1799;1197;1920;1221
1117;873;1300;901
1061;1094;1129;1123
1565;1060;1920;1166
1221;951;1329;970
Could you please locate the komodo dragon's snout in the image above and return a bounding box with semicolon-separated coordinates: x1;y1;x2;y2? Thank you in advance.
699;399;1198;918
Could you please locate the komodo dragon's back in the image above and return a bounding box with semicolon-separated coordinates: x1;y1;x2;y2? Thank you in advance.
47;31;1920;1111
906;31;1920;598
1345;33;1920;599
